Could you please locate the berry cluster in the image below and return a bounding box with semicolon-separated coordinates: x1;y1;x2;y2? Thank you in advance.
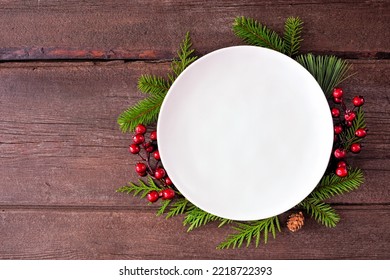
331;88;366;177
129;124;175;202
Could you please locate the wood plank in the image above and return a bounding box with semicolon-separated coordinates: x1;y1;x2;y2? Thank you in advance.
0;0;389;60
0;206;389;259
0;60;389;207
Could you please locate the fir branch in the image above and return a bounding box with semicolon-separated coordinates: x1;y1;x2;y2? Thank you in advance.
116;176;160;198
138;74;171;95
118;32;197;132
183;206;230;232
283;17;303;57
168;32;197;82
156;199;172;216
117;92;165;132
300;198;340;227
217;216;280;249
310;168;364;201
233;16;285;53
296;54;352;97
166;198;190;219
339;107;366;149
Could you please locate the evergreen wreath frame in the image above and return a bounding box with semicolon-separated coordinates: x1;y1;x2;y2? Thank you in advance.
117;16;366;249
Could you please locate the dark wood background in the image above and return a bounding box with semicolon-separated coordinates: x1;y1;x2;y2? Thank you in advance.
0;0;389;259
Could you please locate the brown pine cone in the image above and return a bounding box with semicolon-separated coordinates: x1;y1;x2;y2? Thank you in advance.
287;211;304;232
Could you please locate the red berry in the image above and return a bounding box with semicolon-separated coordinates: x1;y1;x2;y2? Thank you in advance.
352;96;365;107
345;121;353;127
143;142;155;153
158;190;163;197
150;131;157;141
135;162;147;173
335;167;348;177
133;134;145;144
334;148;347;159
350;143;361;153
334;125;343;135
129;144;140;154
331;108;340;118
344;111;356;122
147;190;159;203
332;88;344;99
355;128;367;138
165;177;173;186
333;97;342;104
138;171;147;177
135;124;147;135
153;150;161;160
154;168;166;179
162;188;175;200
337;161;347;168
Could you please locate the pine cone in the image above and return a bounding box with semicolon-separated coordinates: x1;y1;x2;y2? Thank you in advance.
287;211;304;232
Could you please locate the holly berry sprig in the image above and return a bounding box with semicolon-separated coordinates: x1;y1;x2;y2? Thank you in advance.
128;124;176;203
330;88;366;178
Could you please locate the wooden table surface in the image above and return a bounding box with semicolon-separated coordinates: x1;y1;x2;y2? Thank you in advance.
0;0;389;260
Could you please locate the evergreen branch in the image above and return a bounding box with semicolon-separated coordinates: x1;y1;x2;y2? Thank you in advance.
296;54;352;97
138;74;171;95
233;16;285;53
156;199;172;216
283;17;303;57
168;31;197;82
217;216;280;249
116;176;160;198
300;198;340;227
310;168;364;201
166;198;190;219
339;107;366;149
117;93;165;132
118;33;197;132
183;206;230;232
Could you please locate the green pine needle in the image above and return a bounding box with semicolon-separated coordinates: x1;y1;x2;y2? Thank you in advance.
233;16;285;53
310;168;364;201
138;74;171;95
183;206;230;232
217;216;280;249
156;199;172;216
300;198;340;227
117;92;165;132
116;176;160;198
296;54;352;97
118;32;197;132
283;17;303;57
339;108;366;149
166;198;190;219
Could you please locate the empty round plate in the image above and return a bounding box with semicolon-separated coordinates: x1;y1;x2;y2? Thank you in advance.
157;46;333;221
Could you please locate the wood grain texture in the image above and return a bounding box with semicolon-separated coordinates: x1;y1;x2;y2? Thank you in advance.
0;207;389;259
0;60;389;209
0;0;389;60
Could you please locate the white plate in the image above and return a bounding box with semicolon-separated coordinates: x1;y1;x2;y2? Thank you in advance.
157;46;333;221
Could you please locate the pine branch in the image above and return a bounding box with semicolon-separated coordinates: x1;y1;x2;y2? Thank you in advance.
283;17;303;57
300;198;340;227
296;54;352;97
217;216;280;249
138;74;171;95
117;92;165;132
310;168;364;201
166;198;190;219
183;206;230;232
168;31;197;82
118;32;197;132
116;176;161;198
233;16;285;53
339;107;366;149
156;199;172;216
